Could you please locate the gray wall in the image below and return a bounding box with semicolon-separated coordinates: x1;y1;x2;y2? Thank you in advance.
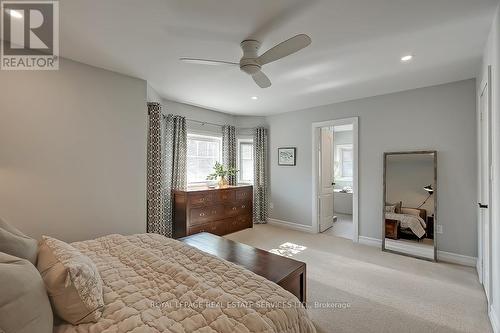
0;59;148;242
147;83;163;103
162;99;236;134
267;79;477;257
386;155;435;215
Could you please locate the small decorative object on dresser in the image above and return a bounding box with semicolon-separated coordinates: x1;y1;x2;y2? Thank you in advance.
278;147;296;166
172;185;253;238
206;161;238;188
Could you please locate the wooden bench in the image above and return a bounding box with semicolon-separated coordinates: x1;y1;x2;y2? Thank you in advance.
179;232;306;303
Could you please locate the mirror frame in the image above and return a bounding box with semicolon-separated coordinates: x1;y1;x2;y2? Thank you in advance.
382;150;437;261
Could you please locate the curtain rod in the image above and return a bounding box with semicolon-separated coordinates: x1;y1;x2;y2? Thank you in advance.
185;118;256;131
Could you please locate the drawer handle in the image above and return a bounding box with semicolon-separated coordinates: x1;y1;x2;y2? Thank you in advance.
241;205;246;208
232;207;237;211
199;213;206;217
212;210;217;214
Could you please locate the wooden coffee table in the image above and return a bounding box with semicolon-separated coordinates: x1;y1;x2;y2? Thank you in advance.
179;232;306;303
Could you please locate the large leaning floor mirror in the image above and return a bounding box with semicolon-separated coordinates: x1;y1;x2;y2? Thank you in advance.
383;151;437;261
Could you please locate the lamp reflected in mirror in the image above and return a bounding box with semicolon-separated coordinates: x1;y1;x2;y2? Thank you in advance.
418;185;434;208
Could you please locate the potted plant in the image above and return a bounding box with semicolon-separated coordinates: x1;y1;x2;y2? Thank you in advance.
207;162;238;188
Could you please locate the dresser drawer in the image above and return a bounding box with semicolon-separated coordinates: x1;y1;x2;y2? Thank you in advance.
235;188;252;201
190;204;224;225
227;216;252;234
188;192;214;206
238;202;251;214
224;204;239;217
188;219;228;236
237;214;252;226
215;190;235;202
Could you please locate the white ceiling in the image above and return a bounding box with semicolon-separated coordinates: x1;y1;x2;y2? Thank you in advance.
60;0;498;115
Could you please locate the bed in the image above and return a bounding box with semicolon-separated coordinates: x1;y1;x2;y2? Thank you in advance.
385;207;427;239
54;233;316;333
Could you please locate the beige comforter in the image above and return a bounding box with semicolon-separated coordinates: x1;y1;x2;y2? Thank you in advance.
55;233;316;333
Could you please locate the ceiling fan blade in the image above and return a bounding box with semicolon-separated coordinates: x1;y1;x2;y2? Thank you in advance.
257;34;311;65
252;71;272;88
179;58;238;66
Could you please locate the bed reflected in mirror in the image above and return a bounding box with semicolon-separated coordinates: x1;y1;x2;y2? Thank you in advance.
383;151;437;261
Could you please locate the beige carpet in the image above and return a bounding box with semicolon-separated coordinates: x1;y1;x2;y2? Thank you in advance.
225;224;492;333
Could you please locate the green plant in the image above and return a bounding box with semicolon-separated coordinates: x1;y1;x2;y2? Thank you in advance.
206;162;238;180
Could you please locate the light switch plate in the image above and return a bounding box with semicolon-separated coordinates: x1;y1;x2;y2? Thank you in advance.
435;224;443;234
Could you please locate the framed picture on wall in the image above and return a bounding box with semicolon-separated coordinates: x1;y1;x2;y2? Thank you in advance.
278;147;296;166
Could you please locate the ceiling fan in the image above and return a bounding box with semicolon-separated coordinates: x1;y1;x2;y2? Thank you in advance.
180;34;311;88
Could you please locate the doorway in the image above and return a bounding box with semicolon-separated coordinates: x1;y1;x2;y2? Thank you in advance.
478;66;492;302
312;117;359;242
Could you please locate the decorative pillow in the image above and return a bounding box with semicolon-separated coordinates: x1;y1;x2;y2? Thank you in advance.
0;252;53;333
0;216;38;265
386;201;402;213
385;205;396;213
37;236;104;325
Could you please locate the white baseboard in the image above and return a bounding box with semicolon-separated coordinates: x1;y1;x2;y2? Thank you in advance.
359;236;382;247
437;251;477;267
490;305;500;333
267;218;314;233
358;237;476;267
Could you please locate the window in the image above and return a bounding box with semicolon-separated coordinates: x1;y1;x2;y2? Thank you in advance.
187;133;222;185
335;144;353;180
238;139;254;184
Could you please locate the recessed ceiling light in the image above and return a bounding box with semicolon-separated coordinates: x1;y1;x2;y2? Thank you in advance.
251;96;258;100
401;55;413;62
6;9;23;19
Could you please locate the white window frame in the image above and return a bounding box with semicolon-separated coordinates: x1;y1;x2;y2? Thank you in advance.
187;131;222;186
237;138;254;185
335;144;353;181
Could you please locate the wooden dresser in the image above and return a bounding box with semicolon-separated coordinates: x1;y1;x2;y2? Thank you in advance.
172;185;253;238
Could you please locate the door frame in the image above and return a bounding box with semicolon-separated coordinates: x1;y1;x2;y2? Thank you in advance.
311;117;359;241
477;65;492;302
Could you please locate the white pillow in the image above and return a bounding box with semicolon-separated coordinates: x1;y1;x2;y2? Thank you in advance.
385;205;396;213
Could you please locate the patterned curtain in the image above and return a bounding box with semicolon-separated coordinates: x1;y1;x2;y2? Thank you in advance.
164;114;187;237
253;127;269;224
222;125;237;185
146;103;167;236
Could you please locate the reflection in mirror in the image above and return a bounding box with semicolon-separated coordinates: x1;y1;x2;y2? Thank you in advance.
383;151;437;261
